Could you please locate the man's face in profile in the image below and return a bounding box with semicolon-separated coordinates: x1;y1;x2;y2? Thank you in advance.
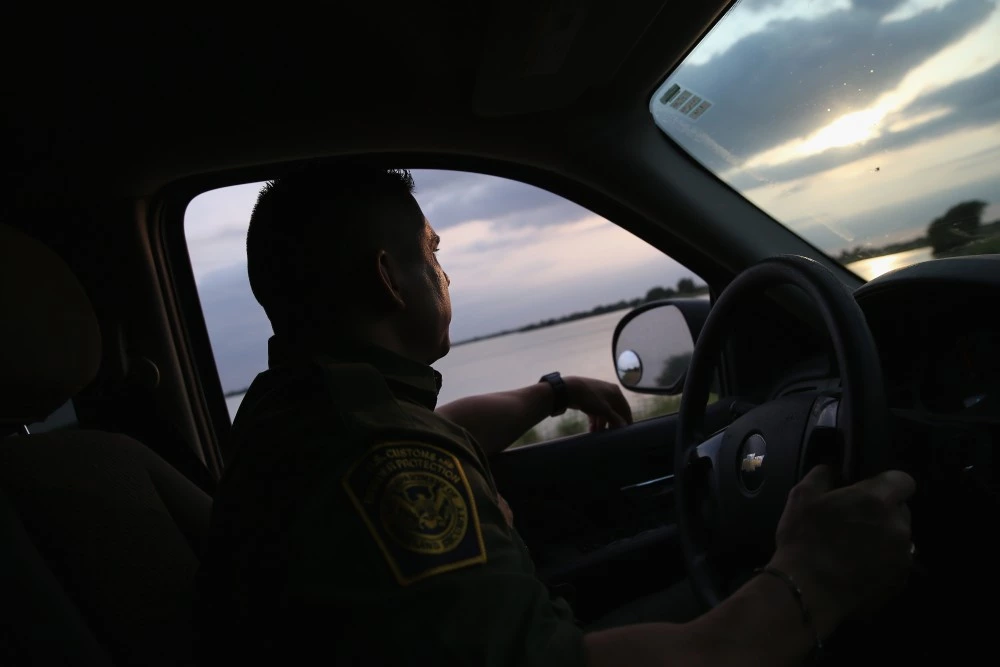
397;215;452;364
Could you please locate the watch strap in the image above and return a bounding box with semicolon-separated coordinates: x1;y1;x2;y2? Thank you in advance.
539;372;568;417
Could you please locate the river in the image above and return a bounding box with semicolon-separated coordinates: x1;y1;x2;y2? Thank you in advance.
843;246;933;281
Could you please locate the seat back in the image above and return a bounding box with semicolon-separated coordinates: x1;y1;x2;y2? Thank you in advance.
0;431;211;666
0;482;113;667
0;223;212;666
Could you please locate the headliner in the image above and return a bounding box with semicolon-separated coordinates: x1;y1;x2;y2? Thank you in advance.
2;1;731;198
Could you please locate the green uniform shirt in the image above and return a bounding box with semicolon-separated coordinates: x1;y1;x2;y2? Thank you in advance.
196;336;584;666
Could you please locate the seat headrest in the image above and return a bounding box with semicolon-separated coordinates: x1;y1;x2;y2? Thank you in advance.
0;224;102;426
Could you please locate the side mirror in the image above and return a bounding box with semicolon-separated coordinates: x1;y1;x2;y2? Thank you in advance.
611;298;709;394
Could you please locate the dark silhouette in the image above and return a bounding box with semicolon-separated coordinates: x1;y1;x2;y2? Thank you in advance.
644;286;677;301
928;200;986;256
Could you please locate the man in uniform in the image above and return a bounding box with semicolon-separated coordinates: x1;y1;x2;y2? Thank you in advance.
195;166;915;666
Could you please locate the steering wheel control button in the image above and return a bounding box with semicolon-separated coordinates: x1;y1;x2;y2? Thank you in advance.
738;433;767;494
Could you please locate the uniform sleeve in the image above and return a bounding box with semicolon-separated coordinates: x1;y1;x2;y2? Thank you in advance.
285;439;586;667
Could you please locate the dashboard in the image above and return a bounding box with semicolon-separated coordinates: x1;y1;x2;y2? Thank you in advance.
855;255;1000;420
855;256;997;595
723;255;998;640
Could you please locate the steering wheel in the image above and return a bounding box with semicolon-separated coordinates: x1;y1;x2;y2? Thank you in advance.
675;254;892;608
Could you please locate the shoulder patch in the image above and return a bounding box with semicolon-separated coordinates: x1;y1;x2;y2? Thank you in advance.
343;442;486;585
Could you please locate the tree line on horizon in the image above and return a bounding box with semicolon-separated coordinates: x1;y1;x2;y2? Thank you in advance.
224;276;709;397
454;276;708;346
837;200;1000;264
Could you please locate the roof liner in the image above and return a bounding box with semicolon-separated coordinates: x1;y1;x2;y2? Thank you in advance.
2;1;731;198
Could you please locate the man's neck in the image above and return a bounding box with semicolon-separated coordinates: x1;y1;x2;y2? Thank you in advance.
278;325;425;367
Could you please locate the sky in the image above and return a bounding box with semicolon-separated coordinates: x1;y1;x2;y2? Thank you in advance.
186;0;1000;393
186;174;695;392
653;0;1000;251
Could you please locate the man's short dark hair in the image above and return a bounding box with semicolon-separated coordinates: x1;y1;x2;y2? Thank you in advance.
246;165;423;335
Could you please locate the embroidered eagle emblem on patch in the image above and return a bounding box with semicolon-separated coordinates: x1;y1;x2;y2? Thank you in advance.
344;443;486;585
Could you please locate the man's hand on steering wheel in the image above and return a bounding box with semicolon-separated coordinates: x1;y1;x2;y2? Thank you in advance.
673;254;918;647
769;464;916;636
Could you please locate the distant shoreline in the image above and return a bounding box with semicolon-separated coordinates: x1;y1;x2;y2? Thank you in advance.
222;280;709;397
451;284;710;347
836;237;929;264
449;302;633;348
837;217;1000;264
220;306;641;398
222;294;701;397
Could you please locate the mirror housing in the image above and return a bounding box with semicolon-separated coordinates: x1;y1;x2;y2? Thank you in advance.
611;298;710;394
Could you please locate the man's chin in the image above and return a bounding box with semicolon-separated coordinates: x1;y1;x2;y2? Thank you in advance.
434;337;451;362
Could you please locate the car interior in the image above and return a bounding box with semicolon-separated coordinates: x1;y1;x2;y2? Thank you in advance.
2;1;997;665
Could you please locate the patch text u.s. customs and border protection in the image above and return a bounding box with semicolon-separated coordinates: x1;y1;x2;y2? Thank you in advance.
344;442;486;585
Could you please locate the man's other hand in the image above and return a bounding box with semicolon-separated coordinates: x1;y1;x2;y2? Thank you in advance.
565;376;634;432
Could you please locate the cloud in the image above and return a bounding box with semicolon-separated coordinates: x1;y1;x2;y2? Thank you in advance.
745;120;1000;245
724;59;1000;190
736;4;1000;171
685;0;852;66
882;0;957;23
184;182;263;279
655;0;993;173
185;171;699;393
413;169;589;231
440;216;666;293
184;169;593;283
651;0;1000;253
194;263;272;390
438;215;693;329
195;213;696;393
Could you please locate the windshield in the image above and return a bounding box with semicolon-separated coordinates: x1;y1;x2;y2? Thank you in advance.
650;0;1000;280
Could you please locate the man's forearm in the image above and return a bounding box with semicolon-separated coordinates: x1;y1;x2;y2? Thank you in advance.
436;382;552;455
584;571;837;667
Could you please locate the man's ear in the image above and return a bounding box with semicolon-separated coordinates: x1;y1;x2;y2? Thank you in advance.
376;249;407;310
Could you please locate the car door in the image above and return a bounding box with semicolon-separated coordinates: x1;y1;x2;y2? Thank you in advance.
487;294;740;624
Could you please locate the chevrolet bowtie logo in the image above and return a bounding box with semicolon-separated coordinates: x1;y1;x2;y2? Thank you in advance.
741;453;764;472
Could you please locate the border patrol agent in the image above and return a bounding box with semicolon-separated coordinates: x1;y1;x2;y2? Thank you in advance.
195;166;916;667
201;338;589;665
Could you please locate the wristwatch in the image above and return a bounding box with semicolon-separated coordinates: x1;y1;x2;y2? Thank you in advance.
538;372;568;417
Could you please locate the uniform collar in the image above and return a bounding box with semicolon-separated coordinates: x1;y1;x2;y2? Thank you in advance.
267;334;443;410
